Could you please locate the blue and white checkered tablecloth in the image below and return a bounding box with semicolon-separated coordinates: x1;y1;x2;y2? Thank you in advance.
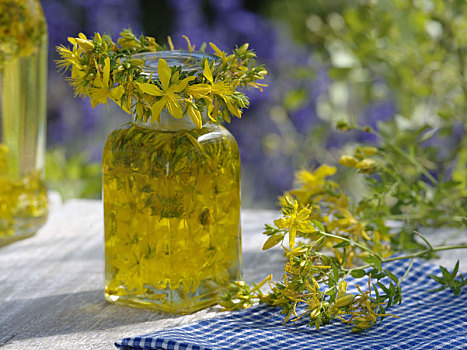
115;259;467;350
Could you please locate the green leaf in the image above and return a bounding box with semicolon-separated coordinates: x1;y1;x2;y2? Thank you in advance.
350;269;366;278
440;266;452;282
377;282;390;296
452;261;460;279
363;255;382;271
429;274;444;284
427;285;448;293
331;262;340;283
262;233;284;250
333;241;350;248
311;220;325;232
383;269;399;284
373;283;380;299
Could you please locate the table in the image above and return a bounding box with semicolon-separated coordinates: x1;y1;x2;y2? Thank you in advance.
1;199;466;350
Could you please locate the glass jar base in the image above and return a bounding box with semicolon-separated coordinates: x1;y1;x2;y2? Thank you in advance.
104;289;219;314
0;215;47;247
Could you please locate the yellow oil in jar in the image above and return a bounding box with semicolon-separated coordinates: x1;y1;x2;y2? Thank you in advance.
103;122;241;313
0;20;48;245
0;148;48;243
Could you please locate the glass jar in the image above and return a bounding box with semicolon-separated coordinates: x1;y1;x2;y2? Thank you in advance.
0;0;48;246
103;110;242;313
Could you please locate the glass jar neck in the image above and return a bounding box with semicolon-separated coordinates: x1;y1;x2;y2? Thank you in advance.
133;109;210;131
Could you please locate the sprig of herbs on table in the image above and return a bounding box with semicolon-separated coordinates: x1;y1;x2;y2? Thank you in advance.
56;28;467;333
56;29;267;125
221;124;467;333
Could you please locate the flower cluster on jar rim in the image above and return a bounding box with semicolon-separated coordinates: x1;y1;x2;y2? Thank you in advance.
57;29;267;128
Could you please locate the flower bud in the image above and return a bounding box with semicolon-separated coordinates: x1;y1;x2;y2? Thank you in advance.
129;59;145;66
336;120;350;131
333;294;355;308
355;159;376;170
361;146;377;156
75;38;94;51
339;155;358;167
238;43;249;54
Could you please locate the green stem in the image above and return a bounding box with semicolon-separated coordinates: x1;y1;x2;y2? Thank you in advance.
350;244;467;271
398;258;414;286
387;214;466;222
319;228;467;268
414;231;433;251
355;125;439;186
320;231;375;256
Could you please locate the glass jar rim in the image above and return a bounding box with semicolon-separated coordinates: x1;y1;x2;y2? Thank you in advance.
131;50;219;78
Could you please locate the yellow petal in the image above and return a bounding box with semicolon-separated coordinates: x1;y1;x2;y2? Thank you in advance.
167;99;183;119
274;218;289;229
76;38;94;51
315;164;337;179
167;36;174;50
207;102;215;121
171;70;180;84
158;58;171;91
169;76;196;93
182;35;194;52
137;82;163;96
209;42;227;62
203;60;213;84
103;57;111;86
150;98;167;122
93;74;103;88
297;208;311;221
186;84;211;97
187;105;202;128
297;221;315;233
289;226;296;250
90;90;106;108
209;42;223;56
110;85;125;100
226;100;242;119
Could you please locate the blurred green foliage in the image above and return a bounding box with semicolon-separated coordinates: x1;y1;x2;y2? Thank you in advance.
269;0;466;191
45;149;101;200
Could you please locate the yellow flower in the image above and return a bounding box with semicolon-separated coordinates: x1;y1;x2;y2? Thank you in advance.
274;200;314;249
136;58;195;121
110;241;148;294
295;165;337;195
57;40;83;78
202;60;242;119
90;57;125;108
